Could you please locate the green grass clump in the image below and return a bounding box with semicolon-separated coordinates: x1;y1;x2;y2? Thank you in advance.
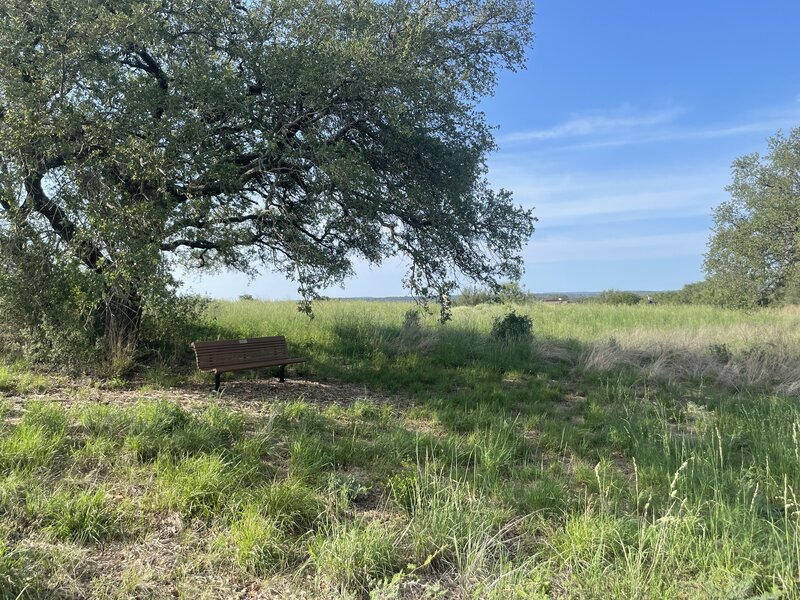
228;507;292;576
288;433;336;482
76;403;130;438
0;365;50;395
390;464;510;569
469;417;527;479
258;479;325;533
35;487;132;544
72;434;120;469
121;400;246;462
155;453;246;519
0;422;66;473
309;519;399;595
0;536;32;599
123;401;193;460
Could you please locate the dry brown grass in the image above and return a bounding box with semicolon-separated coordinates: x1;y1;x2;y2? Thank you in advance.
578;330;800;394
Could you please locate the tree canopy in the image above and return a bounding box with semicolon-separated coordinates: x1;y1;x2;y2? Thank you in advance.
0;0;536;361
704;128;800;308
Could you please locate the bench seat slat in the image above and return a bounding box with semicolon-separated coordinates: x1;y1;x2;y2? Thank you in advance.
197;358;306;374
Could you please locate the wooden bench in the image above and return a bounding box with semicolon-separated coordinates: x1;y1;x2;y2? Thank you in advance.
191;336;305;391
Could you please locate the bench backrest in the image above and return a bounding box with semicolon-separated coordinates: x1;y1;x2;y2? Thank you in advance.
192;336;290;371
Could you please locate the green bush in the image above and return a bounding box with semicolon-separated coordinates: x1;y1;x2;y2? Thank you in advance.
651;281;720;306
456;285;498;306
491;311;533;340
497;281;535;304
593;290;643;305
456;281;535;306
0;228;206;373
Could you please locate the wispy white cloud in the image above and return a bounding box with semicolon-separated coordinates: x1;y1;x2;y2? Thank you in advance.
499;107;683;143
499;104;800;149
556;118;800;152
525;231;708;264
487;164;726;226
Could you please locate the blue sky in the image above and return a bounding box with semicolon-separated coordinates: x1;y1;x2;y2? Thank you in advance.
183;0;800;299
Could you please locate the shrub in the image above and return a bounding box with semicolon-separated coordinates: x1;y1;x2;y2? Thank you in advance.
497;281;535;304
390;309;438;355
652;280;724;306
491;311;533;340
402;309;421;330
0;227;206;373
456;285;498;306
595;290;643;305
456;281;535;306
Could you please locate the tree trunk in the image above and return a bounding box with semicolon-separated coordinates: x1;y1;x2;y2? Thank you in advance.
104;290;143;370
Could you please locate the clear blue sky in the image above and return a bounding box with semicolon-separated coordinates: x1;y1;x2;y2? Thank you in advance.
183;0;800;299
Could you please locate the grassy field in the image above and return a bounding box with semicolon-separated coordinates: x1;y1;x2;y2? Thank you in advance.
1;300;800;598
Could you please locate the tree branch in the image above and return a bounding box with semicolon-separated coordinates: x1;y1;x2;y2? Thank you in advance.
23;173;104;270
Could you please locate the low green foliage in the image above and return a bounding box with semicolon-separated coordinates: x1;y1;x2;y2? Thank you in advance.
652;280;722;305
491;310;533;340
456;281;536;306
0;422;66;473
588;289;644;305
0;365;50;395
257;479;325;533
396;465;511;569
155;453;248;519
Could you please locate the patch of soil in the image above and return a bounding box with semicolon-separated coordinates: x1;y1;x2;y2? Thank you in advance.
5;377;411;418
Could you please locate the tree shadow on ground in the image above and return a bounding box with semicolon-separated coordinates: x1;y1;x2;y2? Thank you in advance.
321;320;585;434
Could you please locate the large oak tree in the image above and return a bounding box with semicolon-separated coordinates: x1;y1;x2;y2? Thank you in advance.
0;0;535;357
0;0;534;356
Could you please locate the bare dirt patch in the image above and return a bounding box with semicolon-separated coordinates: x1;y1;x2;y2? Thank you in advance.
5;377;411;417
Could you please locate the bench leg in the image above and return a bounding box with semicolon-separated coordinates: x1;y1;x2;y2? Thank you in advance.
278;364;286;383
214;372;221;392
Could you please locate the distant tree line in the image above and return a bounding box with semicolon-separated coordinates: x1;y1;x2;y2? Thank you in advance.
455;281;536;306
